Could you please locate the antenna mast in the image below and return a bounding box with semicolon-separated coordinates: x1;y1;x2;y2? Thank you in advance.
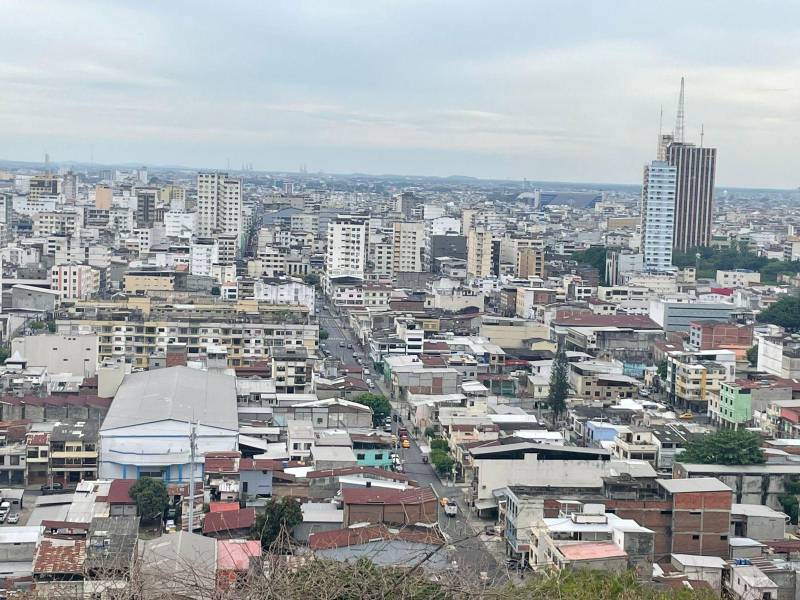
700;123;705;148
674;77;686;143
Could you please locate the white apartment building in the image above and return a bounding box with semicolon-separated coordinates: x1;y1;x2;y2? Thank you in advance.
326;215;367;279
715;269;761;288
640;160;677;272
392;221;425;273
53;237;111;269
50;263;100;300
33;211;82;237
253;278;315;315
190;240;219;277
196;172;242;249
164;210;197;240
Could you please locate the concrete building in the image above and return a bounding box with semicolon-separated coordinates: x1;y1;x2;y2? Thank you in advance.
716;269;761;288
467;227;494;278
326;215;367;280
649;297;734;332
757;334;800;379
11;333;98;377
392;221;425;273
640;160;677;271
253;277;315;315
665;349;736;412
190;240;219;277
716;377;794;430
196;172;242;246
516;246;545;279
99;366;238;482
50;263;100;300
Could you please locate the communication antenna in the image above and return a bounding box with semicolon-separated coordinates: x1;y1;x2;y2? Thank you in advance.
700;123;705;148
674;77;686;143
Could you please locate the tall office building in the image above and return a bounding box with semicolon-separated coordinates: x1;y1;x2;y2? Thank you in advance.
326;215;368;279
665;143;717;251
641;160;677;271
196;172;242;242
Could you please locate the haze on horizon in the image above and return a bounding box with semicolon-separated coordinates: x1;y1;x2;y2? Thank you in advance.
1;0;798;188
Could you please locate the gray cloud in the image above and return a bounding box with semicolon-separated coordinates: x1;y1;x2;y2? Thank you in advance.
0;0;798;187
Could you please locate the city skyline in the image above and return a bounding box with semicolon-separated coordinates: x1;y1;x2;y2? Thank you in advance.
1;1;799;188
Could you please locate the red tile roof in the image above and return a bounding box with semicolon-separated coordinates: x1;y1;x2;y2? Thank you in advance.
209;502;241;513
238;458;292;471
308;524;443;550
204;456;240;474
107;479;136;504
341;487;436;506
304;466;411;482
203;507;256;534
34;539;87;575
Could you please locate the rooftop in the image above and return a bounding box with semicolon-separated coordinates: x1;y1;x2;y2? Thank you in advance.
101;366;238;431
657;477;732;494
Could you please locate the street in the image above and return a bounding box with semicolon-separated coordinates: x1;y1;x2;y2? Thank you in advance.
317;300;502;579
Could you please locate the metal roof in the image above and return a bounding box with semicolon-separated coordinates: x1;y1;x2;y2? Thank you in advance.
657;477;732;494
100;366;237;431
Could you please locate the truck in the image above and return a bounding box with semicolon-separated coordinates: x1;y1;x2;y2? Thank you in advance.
444;500;458;517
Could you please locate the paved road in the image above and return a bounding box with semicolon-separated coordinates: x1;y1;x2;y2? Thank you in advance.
317;302;501;579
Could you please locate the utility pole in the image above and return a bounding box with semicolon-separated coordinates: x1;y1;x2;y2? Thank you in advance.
187;421;197;532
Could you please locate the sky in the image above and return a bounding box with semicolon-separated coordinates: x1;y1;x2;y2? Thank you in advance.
0;1;798;188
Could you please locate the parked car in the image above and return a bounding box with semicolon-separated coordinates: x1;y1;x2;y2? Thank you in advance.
383;423;392;432
0;501;11;521
40;482;64;495
6;513;19;524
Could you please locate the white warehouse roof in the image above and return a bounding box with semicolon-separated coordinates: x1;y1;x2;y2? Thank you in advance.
101;366;238;432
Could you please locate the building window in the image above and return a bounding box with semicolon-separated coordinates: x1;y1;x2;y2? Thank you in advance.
356;453;366;460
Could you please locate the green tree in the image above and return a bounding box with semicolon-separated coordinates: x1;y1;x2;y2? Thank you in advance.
679;430;766;465
757;295;800;331
432;454;454;476
251;497;303;550
746;345;758;366
302;273;320;287
0;347;9;364
29;321;45;330
547;345;569;421
571;246;608;284
319;329;329;341
353;393;392;426
430;439;449;452
129;478;169;522
656;359;668;380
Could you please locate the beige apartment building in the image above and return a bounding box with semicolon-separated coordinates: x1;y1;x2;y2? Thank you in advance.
55;299;317;368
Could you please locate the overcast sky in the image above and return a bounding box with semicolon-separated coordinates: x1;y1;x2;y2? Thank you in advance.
1;1;798;187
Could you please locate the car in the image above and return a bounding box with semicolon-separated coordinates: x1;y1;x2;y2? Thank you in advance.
385;416;392;423
40;482;63;494
363;368;370;376
439;497;450;507
383;423;392;432
484;524;503;536
401;439;410;449
6;513;19;524
165;519;177;533
639;389;650;397
347;343;353;349
339;342;346;347
444;500;458;517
